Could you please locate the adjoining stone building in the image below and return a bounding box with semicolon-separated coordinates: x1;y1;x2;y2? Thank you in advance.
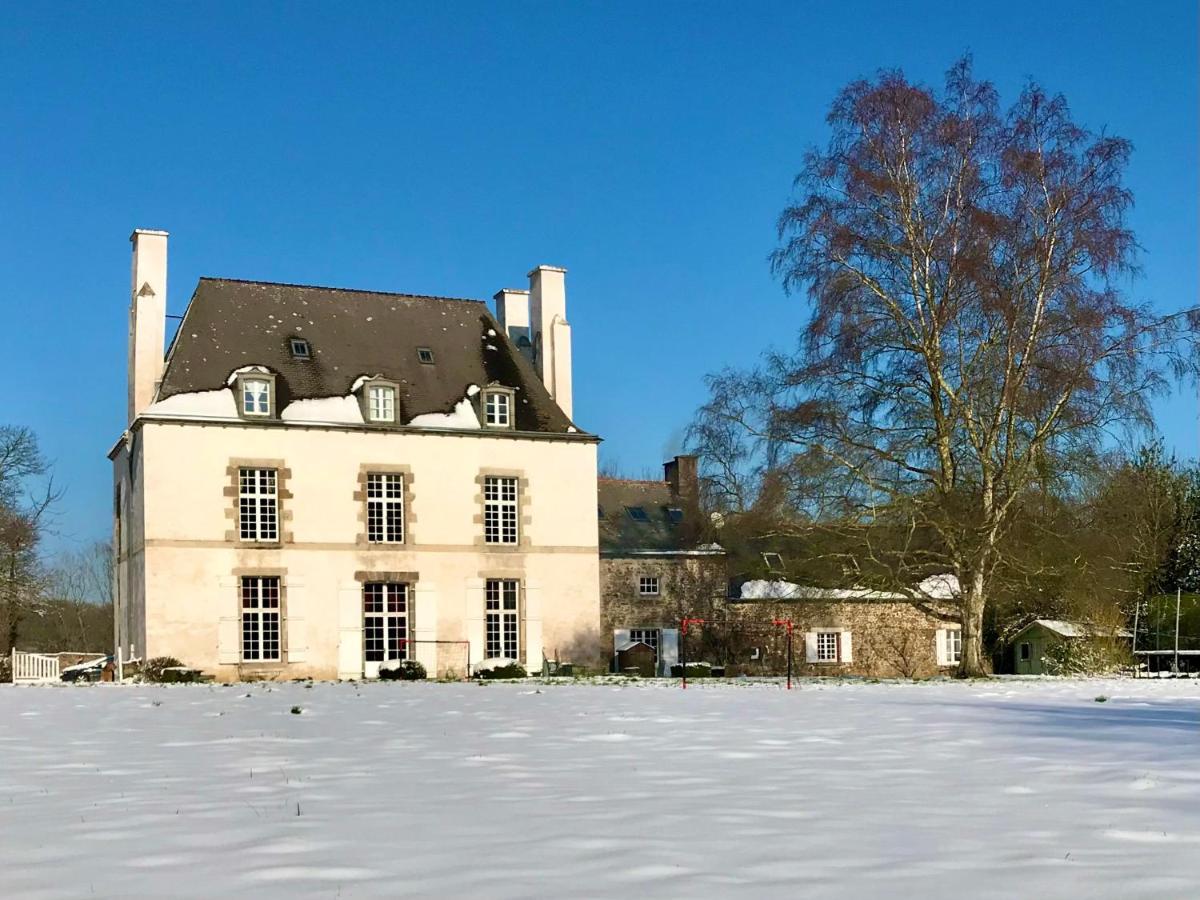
111;229;600;681
598;456;726;675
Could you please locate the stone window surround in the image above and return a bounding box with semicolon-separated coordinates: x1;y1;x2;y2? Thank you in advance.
357;377;402;426
473;468;532;550
354;464;416;548
235;372;277;420
223;458;294;546
230;566;289;673
478;384;517;431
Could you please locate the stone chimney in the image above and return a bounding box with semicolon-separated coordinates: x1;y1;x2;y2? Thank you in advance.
664;455;699;508
494;288;533;363
528;265;572;419
128;229;168;423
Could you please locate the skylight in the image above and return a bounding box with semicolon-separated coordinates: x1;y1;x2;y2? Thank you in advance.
289;338;311;359
417;347;435;364
626;506;649;522
762;552;785;573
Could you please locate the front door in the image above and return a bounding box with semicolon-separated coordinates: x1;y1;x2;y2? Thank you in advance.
363;582;409;678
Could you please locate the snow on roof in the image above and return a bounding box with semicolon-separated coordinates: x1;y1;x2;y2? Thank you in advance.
739;580;908;602
280;395;364;424
1020;619;1131;639
740;573;960;603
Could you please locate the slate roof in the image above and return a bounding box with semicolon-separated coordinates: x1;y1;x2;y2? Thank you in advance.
597;478;713;556
157;278;579;434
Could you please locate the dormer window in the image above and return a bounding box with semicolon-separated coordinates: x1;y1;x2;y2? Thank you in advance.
289;338;311;359
368;384;396;423
240;378;272;417
483;388;514;429
357;377;400;425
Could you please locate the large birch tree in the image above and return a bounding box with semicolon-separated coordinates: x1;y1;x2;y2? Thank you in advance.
695;60;1198;675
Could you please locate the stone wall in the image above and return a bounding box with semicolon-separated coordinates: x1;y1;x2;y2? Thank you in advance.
600;557;963;677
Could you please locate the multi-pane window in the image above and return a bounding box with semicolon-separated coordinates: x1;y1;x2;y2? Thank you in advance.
366;472;404;543
363;582;408;663
241;576;281;662
485;579;519;660
946;629;962;665
629;628;661;661
368;384;396;423
816;631;840;663
483;476;519;545
638;576;660;596
484;391;511;428
241;378;271;416
238;468;278;541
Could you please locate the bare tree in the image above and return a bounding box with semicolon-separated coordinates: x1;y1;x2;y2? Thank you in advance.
693;59;1198;675
0;426;60;652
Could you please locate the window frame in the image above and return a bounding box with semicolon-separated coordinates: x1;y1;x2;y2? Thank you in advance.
638;575;660;597
482;387;516;430
367;382;398;424
363;582;410;665
483;475;520;545
946;628;962;665
484;578;520;660
236;373;275;419
289;337;311;359
238;467;279;543
365;471;405;544
815;630;840;663
417;347;435;365
240;575;282;663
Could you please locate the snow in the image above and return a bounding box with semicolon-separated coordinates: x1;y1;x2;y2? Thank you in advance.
917;572;960;599
225;365;271;386
739;580;905;601
143;388;238;419
407;397;480;430
279;396;364;424
2;678;1198;897
1025;619;1131;639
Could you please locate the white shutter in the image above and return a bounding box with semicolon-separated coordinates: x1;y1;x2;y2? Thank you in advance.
840;630;853;663
218;617;240;665
337;581;363;679
658;628;680;676
805;632;819;663
935;629;948;666
286;579;307;663
524;580;543;670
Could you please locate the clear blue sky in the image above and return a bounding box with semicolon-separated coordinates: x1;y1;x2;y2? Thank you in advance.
2;1;1196;556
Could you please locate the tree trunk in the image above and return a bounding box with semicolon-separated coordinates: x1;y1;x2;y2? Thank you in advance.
958;572;989;677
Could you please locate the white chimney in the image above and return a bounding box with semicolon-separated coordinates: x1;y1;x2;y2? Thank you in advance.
128;229;168;423
494;288;533;362
528;265;572;419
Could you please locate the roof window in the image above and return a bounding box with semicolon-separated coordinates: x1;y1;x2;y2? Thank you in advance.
762;552;785;573
626;506;649;522
667;507;684;525
417;348;435;364
289;338;311;359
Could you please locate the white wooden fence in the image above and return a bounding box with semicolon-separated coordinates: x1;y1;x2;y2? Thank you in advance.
10;651;60;684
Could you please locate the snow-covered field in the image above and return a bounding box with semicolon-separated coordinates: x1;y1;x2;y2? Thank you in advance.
2;678;1198;899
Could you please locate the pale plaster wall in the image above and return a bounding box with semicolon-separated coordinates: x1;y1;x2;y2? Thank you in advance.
127;420;599;681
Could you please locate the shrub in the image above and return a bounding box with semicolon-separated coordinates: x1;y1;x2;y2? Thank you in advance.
1041;638;1130;676
669;663;718;679
143;657;184;683
476;662;527;680
379;659;427;681
0;656;10;684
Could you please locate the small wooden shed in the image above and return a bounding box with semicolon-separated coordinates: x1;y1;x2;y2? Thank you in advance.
615;640;657;677
1011;619;1128;675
